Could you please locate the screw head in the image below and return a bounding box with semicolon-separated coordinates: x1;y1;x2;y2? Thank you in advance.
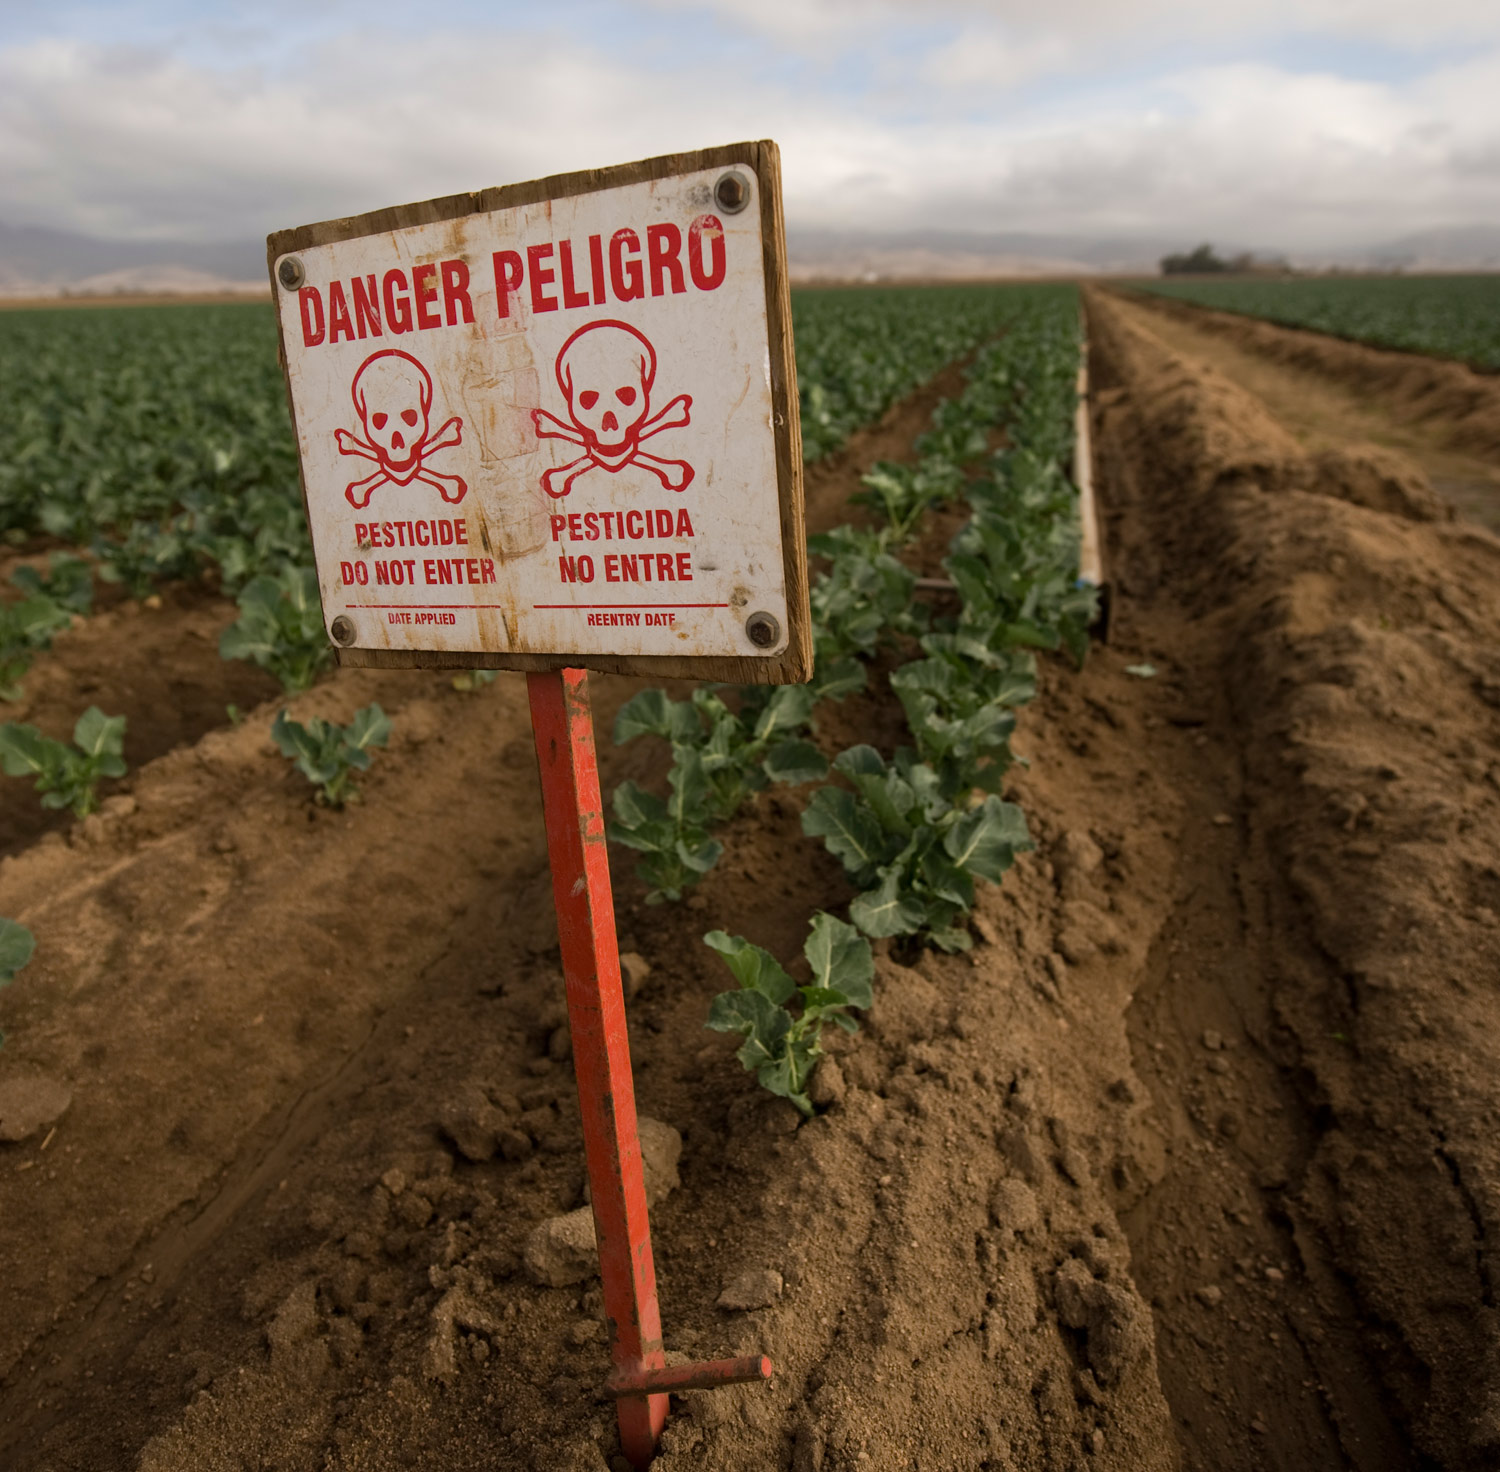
745;611;780;649
277;256;306;291
714;171;750;215
330;615;355;646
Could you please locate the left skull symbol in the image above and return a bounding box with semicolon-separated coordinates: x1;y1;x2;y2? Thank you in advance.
336;349;467;508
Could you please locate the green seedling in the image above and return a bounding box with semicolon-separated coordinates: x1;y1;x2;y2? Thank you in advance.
0;916;35;1050
803;745;1032;951
271;703;391;806
94;517;200;597
854;457;966;539
890;646;1034;799
609;685;828;902
10;553;94;614
807;524;925;667
0;595;74;701
705;912;873;1116
220;564;332;693
0;707;127;817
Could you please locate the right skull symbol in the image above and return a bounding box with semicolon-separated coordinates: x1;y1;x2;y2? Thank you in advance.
558;322;656;462
532;319;693;498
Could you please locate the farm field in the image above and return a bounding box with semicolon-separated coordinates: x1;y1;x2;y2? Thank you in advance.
1135;273;1500;372
2;281;1500;1472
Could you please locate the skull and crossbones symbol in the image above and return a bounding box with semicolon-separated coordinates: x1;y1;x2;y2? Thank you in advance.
531;320;693;499
335;349;467;509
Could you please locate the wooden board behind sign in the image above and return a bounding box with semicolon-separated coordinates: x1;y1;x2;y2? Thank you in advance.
267;140;809;685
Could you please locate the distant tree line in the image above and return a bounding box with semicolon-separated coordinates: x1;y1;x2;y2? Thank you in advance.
1161;243;1236;274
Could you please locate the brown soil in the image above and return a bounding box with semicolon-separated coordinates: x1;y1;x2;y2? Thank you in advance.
1113;287;1500;528
2;307;1497;1472
0;580;280;856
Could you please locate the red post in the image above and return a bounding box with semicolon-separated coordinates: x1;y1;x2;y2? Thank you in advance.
527;668;668;1466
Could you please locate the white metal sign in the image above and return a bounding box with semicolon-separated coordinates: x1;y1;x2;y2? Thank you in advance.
268;142;808;682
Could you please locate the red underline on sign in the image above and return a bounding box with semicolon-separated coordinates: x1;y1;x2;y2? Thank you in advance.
349;603;512;610
532;602;731;610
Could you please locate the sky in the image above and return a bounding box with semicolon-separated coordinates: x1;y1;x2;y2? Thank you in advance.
0;0;1497;254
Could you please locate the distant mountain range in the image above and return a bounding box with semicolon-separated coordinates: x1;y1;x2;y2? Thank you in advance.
1;218;1497;298
785;224;1500;281
0;221;267;297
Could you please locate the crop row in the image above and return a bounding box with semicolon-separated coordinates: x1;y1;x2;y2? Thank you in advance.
0;286;1038;585
1135;274;1500;373
0;286;1059;1049
611;285;1094;1112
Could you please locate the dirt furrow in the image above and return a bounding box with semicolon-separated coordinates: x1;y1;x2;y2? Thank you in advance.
1089;284;1500;1472
1109;286;1500;528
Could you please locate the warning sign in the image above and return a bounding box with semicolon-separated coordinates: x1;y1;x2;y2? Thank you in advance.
268;141;809;684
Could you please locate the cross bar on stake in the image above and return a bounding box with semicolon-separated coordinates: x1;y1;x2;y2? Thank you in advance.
526;668;773;1469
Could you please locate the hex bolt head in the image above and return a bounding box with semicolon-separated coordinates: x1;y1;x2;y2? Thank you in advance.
277;257;306;291
745;611;780;649
330;615;355;646
714;171;750;215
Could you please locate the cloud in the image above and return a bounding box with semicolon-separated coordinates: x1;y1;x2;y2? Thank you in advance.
666;0;1500;51
0;8;1497;256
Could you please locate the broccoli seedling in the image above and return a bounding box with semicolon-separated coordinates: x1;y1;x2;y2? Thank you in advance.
220;565;332;693
10;553;94;614
271;703;391;807
0;917;35;1050
0;707;127;817
0;595;74;702
704;912;873;1116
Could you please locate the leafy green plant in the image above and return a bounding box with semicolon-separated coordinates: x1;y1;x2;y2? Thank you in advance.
271;703;391;806
609;686;828;902
807;524;925;670
802;745;1032;951
94;515;201;597
949;452;1098;668
220;565;332;693
10;553;94;614
0;595;73;701
889;646;1034;799
853;457;966;539
705;912;873;1115
0;916;35;1050
0;707;127;816
0;918;32;984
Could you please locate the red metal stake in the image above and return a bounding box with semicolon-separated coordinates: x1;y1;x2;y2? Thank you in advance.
528;667;668;1466
527;667;774;1467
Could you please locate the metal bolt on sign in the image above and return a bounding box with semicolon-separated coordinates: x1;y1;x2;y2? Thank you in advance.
714;170;750;214
329;615;355;646
277;256;305;291
527;668;773;1468
745;611;780;648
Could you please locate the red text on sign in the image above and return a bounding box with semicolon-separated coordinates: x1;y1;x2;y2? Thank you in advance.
298;260;475;348
492;216;726;320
